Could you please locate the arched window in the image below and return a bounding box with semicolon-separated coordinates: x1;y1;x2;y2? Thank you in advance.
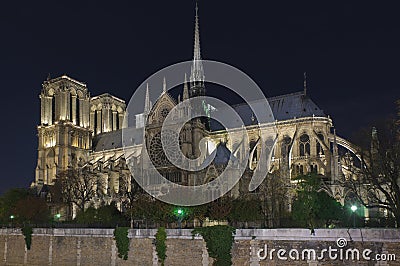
51;96;56;123
311;164;318;173
76;98;80;126
299;134;310;156
115;112;119;130
316;133;325;155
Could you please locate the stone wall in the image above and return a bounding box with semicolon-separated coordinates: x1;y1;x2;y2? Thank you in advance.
0;228;399;265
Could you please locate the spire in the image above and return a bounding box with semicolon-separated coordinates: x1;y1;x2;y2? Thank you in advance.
163;77;167;94
371;127;379;156
303;72;307;96
190;1;205;84
183;73;189;100
144;83;150;113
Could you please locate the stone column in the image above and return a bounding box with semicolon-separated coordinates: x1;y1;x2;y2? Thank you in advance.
3;235;7;264
106;108;112;132
249;239;260;266
102;106;107;132
48;235;53;265
77;238;81;266
83;99;90;128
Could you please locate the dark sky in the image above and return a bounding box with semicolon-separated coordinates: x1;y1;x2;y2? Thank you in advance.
0;1;399;194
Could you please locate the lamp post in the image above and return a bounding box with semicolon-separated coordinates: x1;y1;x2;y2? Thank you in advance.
10;215;14;228
174;208;184;230
351;205;357;227
54;213;61;227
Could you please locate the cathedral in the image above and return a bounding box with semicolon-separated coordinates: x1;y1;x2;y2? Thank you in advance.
32;5;360;217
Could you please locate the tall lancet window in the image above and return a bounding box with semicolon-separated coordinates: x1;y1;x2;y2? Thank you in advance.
299;134;310;156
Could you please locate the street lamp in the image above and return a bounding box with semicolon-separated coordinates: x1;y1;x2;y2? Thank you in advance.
174;208;185;229
9;215;14;228
54;213;61;227
351;205;357;227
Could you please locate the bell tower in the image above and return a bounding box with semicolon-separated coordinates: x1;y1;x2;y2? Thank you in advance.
35;75;92;185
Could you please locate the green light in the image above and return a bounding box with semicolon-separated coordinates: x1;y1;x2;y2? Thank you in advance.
55;213;61;219
351;205;357;212
10;215;14;219
174;208;184;216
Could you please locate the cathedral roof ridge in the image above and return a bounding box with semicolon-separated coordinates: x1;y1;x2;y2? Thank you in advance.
44;75;87;87
267;90;305;101
91;93;126;104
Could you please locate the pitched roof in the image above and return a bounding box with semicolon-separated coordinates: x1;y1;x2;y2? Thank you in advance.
268;91;325;120
92;128;144;152
92;130;123;152
93;91;326;150
210;91;325;130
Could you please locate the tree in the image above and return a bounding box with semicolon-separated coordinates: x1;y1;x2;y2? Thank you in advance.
207;196;232;221
117;173;145;228
0;188;50;225
343;117;400;227
13;196;50;224
55;167;104;212
75;205;125;226
258;170;290;228
229;198;262;227
0;188;29;223
292;173;345;229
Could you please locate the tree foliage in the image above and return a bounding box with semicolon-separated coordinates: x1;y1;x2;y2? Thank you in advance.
229;198;262;223
0;188;49;225
0;188;29;223
192;225;235;266
258;170;290;228
207;196;232;221
114;227;130;260
292;173;345;228
155;227;167;265
14;196;49;224
75;205;125;226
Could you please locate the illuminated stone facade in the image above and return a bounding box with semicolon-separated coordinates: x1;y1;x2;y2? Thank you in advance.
33;6;359;212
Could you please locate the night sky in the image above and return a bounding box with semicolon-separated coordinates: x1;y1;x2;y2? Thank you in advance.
1;1;399;194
